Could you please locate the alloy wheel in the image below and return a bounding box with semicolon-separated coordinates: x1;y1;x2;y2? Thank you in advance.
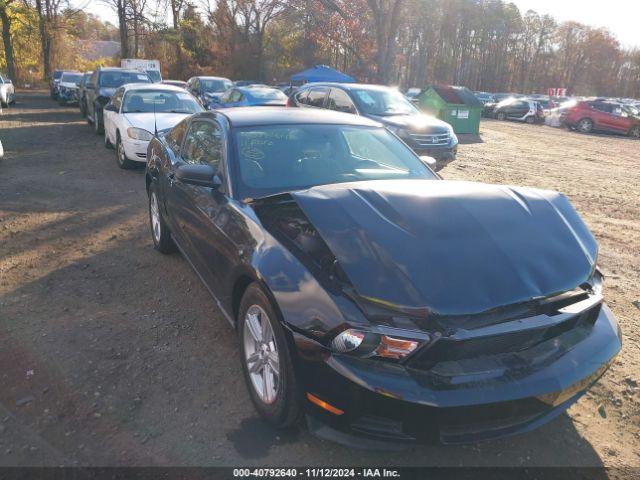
243;305;280;405
150;191;161;243
117;138;126;166
578;119;593;133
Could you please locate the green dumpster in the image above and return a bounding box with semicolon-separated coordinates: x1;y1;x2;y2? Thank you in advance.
418;85;483;135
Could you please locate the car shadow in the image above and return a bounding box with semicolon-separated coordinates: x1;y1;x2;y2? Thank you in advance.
457;133;483;145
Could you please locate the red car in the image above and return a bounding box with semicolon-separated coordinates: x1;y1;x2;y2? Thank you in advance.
564;101;640;138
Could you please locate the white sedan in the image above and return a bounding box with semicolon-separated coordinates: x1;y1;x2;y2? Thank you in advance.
103;83;203;169
0;73;15;107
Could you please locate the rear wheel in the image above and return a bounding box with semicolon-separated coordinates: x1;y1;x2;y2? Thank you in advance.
577;118;593;134
148;183;176;254
496;112;506;121
116;134;135;169
629;125;640;139
238;283;301;428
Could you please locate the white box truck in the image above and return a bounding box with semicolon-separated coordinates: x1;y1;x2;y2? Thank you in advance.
120;59;162;83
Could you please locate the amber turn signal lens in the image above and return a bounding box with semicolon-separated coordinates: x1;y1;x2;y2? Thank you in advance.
375;335;419;360
306;393;344;415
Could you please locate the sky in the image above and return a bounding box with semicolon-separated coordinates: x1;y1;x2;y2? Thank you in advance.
76;0;640;49
509;0;639;48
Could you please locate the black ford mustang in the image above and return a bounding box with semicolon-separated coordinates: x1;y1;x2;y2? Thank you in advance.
145;108;621;445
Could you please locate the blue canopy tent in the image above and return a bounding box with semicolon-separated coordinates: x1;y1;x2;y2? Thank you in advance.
290;65;355;84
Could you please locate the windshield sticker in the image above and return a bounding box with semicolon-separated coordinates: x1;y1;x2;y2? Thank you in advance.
137;74;148;80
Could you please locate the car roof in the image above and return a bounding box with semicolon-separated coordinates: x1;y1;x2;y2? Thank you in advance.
121;83;187;93
299;82;396;92
237;85;283;94
194;76;231;81
206;107;383;128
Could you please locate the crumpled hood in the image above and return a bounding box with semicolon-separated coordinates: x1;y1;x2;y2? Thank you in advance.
123;112;192;134
60;81;78;89
291;180;597;316
367;113;450;134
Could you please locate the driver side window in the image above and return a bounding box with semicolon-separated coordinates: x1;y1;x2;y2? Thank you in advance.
182;121;223;169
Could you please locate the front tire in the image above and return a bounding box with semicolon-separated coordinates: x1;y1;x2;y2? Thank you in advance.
629;125;640;139
116;134;135;169
525;115;535;124
496;112;506;121
577;118;593;134
238;284;301;428
148;184;176;254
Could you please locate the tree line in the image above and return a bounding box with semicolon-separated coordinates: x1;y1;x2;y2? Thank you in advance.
2;0;640;98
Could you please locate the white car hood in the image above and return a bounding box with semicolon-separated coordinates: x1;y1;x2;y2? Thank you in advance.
123;112;191;134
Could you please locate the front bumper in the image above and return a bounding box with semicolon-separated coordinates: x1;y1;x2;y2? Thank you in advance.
293;303;621;445
122;138;150;163
58;89;78;104
412;144;457;163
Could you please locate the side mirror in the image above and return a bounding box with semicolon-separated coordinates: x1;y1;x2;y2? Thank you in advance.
175;164;222;189
419;155;437;169
104;104;117;112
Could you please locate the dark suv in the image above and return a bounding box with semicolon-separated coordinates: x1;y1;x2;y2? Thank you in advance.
289;83;458;167
84;67;151;134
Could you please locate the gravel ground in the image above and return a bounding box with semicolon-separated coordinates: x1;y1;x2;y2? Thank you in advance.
0;92;639;469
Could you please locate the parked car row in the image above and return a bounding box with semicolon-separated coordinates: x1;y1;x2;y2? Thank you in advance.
46;66;622;448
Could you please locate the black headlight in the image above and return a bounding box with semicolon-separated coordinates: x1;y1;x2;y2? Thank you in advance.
330;327;429;361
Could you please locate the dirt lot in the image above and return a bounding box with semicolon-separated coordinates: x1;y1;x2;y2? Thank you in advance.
1;92;639;469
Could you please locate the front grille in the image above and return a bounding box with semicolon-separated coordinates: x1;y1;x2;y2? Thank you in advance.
409;132;450;146
408;300;601;371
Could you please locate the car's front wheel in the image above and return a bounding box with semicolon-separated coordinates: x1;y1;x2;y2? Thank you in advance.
116;134;135;169
496;112;506;121
629;125;640;139
525;115;535;124
148;184;176;254
577;118;593;133
238;284;301;428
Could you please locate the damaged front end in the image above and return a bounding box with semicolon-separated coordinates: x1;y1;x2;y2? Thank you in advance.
250;182;621;444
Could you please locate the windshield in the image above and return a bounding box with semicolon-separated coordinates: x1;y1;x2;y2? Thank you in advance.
247;88;288;101
100;71;151;88
146;70;162;82
625;105;640;116
351;88;418;116
122;90;203;114
234;124;436;199
201;79;232;93
61;73;82;83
